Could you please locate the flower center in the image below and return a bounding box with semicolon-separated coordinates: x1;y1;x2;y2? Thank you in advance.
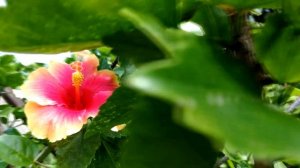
70;61;84;109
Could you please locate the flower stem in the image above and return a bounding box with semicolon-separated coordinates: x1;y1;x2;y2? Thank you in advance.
33;146;53;166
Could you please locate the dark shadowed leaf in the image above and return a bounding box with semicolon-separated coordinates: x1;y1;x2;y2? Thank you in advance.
103;31;165;65
121;97;217;168
0;161;7;168
56;132;102;168
255;14;300;83
85;87;137;168
85;87;136;139
88;136;125;168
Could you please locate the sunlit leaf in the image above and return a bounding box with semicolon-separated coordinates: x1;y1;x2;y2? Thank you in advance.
0;135;39;166
0;105;14;118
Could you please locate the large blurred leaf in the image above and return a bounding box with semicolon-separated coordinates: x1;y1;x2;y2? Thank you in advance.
0;0;176;53
0;135;39;166
255;14;300;83
121;97;217;168
282;0;300;22
191;3;232;43
103;31;165;65
122;9;300;160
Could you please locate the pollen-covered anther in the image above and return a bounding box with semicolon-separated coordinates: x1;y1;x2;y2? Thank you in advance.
72;71;84;87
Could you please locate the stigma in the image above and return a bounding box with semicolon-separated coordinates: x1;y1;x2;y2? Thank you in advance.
70;61;84;87
70;61;84;109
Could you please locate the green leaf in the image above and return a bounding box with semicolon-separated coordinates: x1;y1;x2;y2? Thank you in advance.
103;31;165;65
0;55;15;65
84;87;137;167
4;128;21;136
0;105;14;118
56;132;102;168
0;160;7;168
274;161;287;168
282;0;300;23
5;72;24;88
121;97;217;168
122;9;300;160
0;0;176;53
0;135;39;166
85;87;136;139
88;137;125;168
255;14;300;83
191;3;232;43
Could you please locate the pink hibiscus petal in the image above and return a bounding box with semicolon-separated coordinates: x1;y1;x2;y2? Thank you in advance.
81;70;119;115
25;101;88;142
21;68;67;106
48;61;73;90
75;51;99;78
85;91;114;118
82;70;119;93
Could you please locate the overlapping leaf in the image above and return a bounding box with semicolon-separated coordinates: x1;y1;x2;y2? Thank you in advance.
0;135;39;166
122;9;300;160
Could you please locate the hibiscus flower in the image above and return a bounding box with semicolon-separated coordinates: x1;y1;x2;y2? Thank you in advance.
21;51;119;142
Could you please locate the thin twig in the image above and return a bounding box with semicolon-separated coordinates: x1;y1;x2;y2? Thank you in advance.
1;87;24;107
34;146;53;165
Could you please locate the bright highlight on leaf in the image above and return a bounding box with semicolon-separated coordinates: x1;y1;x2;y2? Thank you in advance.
179;21;205;36
111;124;126;132
21;51;119;142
